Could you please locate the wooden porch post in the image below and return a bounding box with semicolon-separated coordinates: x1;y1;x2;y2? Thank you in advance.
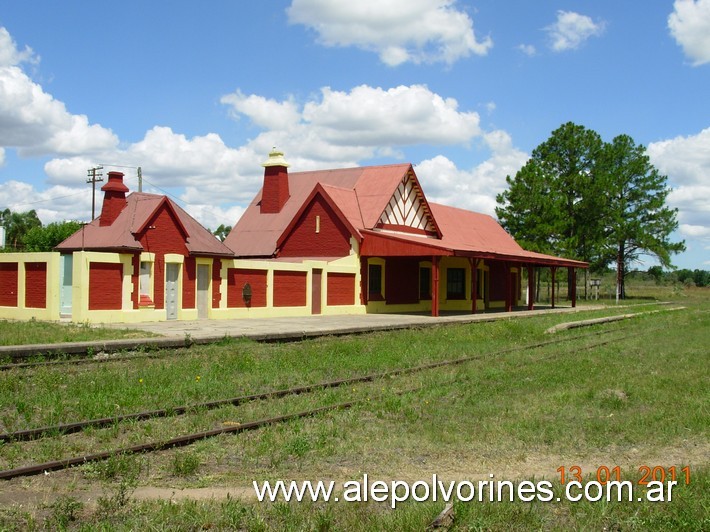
551;266;557;309
527;265;535;311
570;267;577;308
470;258;478;314
432;256;440;317
505;261;512;312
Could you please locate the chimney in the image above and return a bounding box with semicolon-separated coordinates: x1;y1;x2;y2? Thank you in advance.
99;171;129;226
260;148;290;214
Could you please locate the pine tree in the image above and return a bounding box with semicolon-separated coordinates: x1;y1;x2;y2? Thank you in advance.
496;123;685;299
598;135;685;298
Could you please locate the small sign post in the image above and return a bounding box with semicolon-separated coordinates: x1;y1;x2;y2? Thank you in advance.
589;278;601;300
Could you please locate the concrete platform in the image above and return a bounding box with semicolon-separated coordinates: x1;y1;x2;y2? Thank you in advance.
1;306;601;359
103;305;597;340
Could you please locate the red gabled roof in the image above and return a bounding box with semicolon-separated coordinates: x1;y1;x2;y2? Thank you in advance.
225;161;587;268
275;183;364;250
225;163;412;256
56;192;234;257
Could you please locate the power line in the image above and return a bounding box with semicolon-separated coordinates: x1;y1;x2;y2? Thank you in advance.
0;190;87;210
2;168;211;217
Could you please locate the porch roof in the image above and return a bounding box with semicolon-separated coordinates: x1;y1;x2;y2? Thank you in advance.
360;203;588;268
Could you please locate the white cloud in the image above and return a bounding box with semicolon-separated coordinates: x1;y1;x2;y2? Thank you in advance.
221;91;301;130
0;27;36;67
648;127;710;187
37;83;491;227
287;0;492;66
679;224;710;238
546;11;605;52
45;126;264;207
416;130;528;216
0;24;504;233
0;180;91;223
221;84;482;161
0;27;118;157
184;203;246;233
668;0;710;65
517;44;536;56
648;128;710;243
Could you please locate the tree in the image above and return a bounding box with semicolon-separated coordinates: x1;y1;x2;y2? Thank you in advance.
597;135;685;298
211;224;232;242
496;123;685;299
647;265;664;284
22;221;83;252
496;122;607;297
0;209;42;251
497;122;605;266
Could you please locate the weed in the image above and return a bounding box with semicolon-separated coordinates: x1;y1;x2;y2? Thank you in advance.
45;495;83;528
170;450;200;477
93;453;144;517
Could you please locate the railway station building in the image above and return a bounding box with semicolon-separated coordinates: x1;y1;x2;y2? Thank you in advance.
0;150;586;323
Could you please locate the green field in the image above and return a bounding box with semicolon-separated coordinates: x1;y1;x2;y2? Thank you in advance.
0;286;707;530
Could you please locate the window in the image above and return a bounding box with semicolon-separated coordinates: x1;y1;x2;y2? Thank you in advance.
139;261;153;305
368;264;382;298
419;267;431;300
447;268;466;299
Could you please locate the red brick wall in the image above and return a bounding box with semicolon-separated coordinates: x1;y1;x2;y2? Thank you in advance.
227;269;268;308
24;262;47;308
385;258;419;304
136;204;190;310
327;272;356;306
273;270;307;307
0;263;18;307
89;262;123;310
279;196;352;257
261;166;290;214
182;257;196;309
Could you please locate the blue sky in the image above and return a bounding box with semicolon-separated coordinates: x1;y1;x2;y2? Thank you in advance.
1;0;708;269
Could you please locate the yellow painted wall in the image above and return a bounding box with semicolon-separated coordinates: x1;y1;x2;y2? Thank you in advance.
214;254;365;320
2;249;526;324
0;252;61;321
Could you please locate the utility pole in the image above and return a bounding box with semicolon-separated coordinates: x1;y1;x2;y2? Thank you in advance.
137;166;142;192
86;166;103;220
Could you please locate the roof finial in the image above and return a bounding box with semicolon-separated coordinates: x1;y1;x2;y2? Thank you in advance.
262;147;290;168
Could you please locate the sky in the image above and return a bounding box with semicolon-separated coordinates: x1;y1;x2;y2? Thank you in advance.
0;0;709;269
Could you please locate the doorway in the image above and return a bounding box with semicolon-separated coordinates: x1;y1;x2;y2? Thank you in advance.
165;263;179;320
197;264;210;319
311;269;322;315
60;254;73;317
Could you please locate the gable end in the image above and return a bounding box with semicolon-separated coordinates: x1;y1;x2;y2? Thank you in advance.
376;170;440;236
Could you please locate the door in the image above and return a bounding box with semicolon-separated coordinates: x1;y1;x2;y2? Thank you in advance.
311;269;322;315
60;254;73;317
196;264;210;319
165;263;179;320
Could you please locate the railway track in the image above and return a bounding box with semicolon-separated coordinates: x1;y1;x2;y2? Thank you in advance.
0;328;637;481
0;327;628;442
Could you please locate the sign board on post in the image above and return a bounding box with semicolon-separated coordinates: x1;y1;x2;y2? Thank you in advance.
589;278;601;300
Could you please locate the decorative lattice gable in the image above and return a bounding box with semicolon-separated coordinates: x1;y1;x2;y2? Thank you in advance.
376;171;438;235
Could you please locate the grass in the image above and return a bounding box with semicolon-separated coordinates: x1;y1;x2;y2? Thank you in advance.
0;283;707;530
0;318;153;346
